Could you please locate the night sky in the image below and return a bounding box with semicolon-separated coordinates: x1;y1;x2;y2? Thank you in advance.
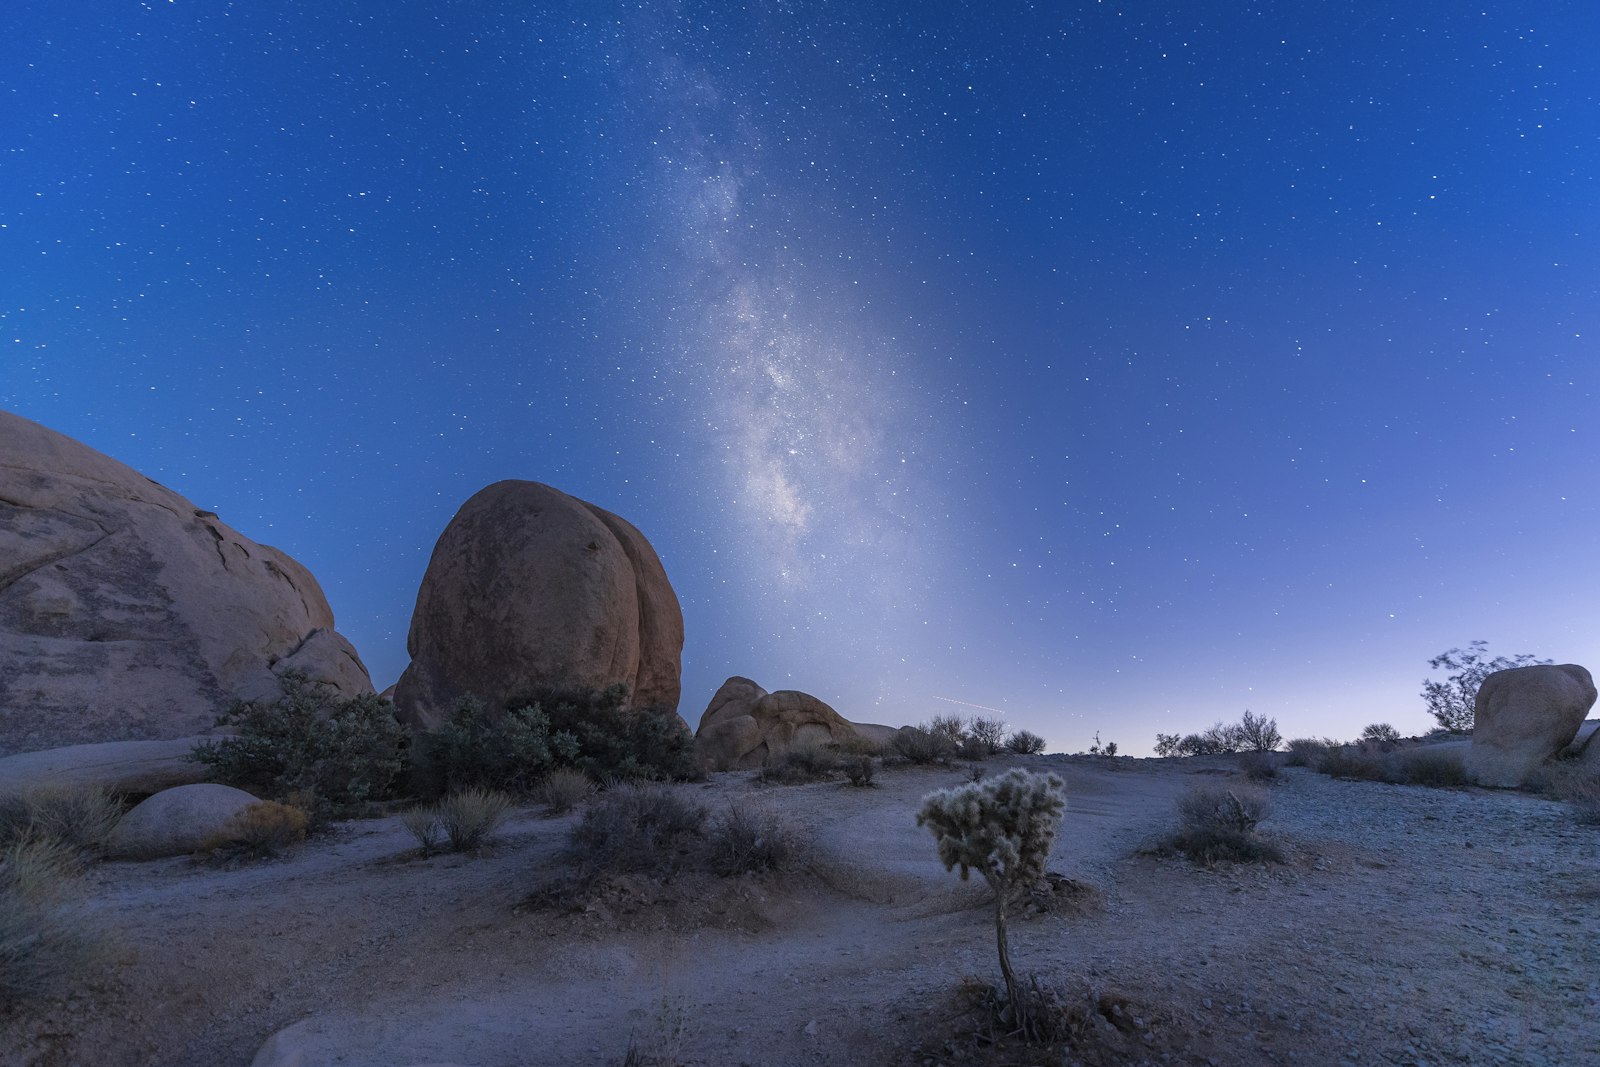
5;2;1597;753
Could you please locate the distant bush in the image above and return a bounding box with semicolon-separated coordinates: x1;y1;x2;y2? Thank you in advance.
1314;745;1389;782
705;804;808;877
759;742;839;785
967;717;1008;756
957;734;992;762
194;671;408;816
1314;744;1468;788
894;726;957;765
1532;762;1600;824
1397;749;1468;787
1237;751;1281;782
843;755;877;788
1005;730;1047;755
1236;711;1281;752
1422;641;1550;732
1;838;108;1005
0;785;123;855
537;768;595;814
1164;784;1281;865
413;696;578;797
927;714;969;746
1284;737;1337;767
1361;723;1402;744
1085;732;1118;757
197;800;309;862
526;684;701;783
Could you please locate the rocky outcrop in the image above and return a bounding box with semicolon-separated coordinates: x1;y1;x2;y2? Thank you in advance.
0;410;373;757
105;782;261;859
0;737;213;799
393;481;684;730
695;676;868;770
1467;664;1597;787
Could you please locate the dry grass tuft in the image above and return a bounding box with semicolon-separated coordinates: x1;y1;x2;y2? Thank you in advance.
704;804;809;877
538;768;596;815
197;800;310;862
1;838;110;1005
0;784;124;855
436;788;514;852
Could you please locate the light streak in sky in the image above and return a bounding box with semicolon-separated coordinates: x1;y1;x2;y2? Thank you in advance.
930;694;1011;717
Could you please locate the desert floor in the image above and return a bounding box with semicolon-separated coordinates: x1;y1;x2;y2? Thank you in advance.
3;754;1597;1067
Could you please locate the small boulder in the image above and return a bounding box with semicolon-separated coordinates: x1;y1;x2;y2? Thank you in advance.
393;481;684;730
695;677;866;770
0;737;214;800
1466;664;1597;787
105;783;260;859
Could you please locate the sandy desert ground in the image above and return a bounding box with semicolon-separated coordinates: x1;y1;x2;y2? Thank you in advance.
3;753;1597;1067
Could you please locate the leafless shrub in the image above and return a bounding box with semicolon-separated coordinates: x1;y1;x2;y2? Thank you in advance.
1237;751;1281;782
568;782;708;877
893;726;956;765
967;717;1008;756
1284;737;1336;767
843;756;877;787
1531;761;1600;824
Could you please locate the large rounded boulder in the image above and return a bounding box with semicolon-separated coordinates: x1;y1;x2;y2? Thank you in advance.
105;783;262;860
393;481;684;729
695;676;866;770
0;410;372;757
1466;663;1596;787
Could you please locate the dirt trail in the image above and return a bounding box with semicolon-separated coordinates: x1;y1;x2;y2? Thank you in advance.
4;756;1597;1067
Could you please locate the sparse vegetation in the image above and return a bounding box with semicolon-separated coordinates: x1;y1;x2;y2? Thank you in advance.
568;782;710;879
527;684;701;783
0;784;123;855
758;742;839;784
927;714;969;747
1153;712;1280;757
1237;750;1281;781
194;670;408;816
1422;641;1550;733
917;769;1067;1034
1086;731;1118;757
197;800;310;862
1236;710;1281;752
1361;723;1402;744
1;838;107;1006
1004;730;1047;755
1528;760;1600;823
966;717;1008;756
1313;744;1468;788
1284;737;1337;767
400;805;444;856
1163;783;1282;865
538;768;596;814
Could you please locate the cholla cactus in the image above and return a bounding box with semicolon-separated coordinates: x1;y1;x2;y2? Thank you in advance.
917;768;1066;1012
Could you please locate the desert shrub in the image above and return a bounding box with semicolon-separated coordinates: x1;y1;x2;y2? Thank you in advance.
0;839;107;1005
1393;749;1468;787
198;800;309;861
957;734;992;762
1314;744;1389;781
1153;732;1182;757
434;788;513;852
0;785;123;854
1165;784;1281;865
758;742;839;784
1237;751;1281;781
413;696;579;798
1236;710;1281;752
917;769;1067;1029
537;768;595;814
524;684;701;783
568;782;708;877
927;713;970;746
1085;731;1118;756
829;734;886;758
1361;723;1402;744
1005;730;1047;755
194;671;408;815
1422;641;1550;732
1533;762;1600;824
967;717;1008;756
1284;737;1335;767
893;726;957;765
400;805;444;856
843;755;877;787
705;804;808;876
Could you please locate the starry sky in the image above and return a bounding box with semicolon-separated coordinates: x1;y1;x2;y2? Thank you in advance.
5;2;1598;753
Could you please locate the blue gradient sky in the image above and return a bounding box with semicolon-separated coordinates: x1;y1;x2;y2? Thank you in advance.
5;2;1597;752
